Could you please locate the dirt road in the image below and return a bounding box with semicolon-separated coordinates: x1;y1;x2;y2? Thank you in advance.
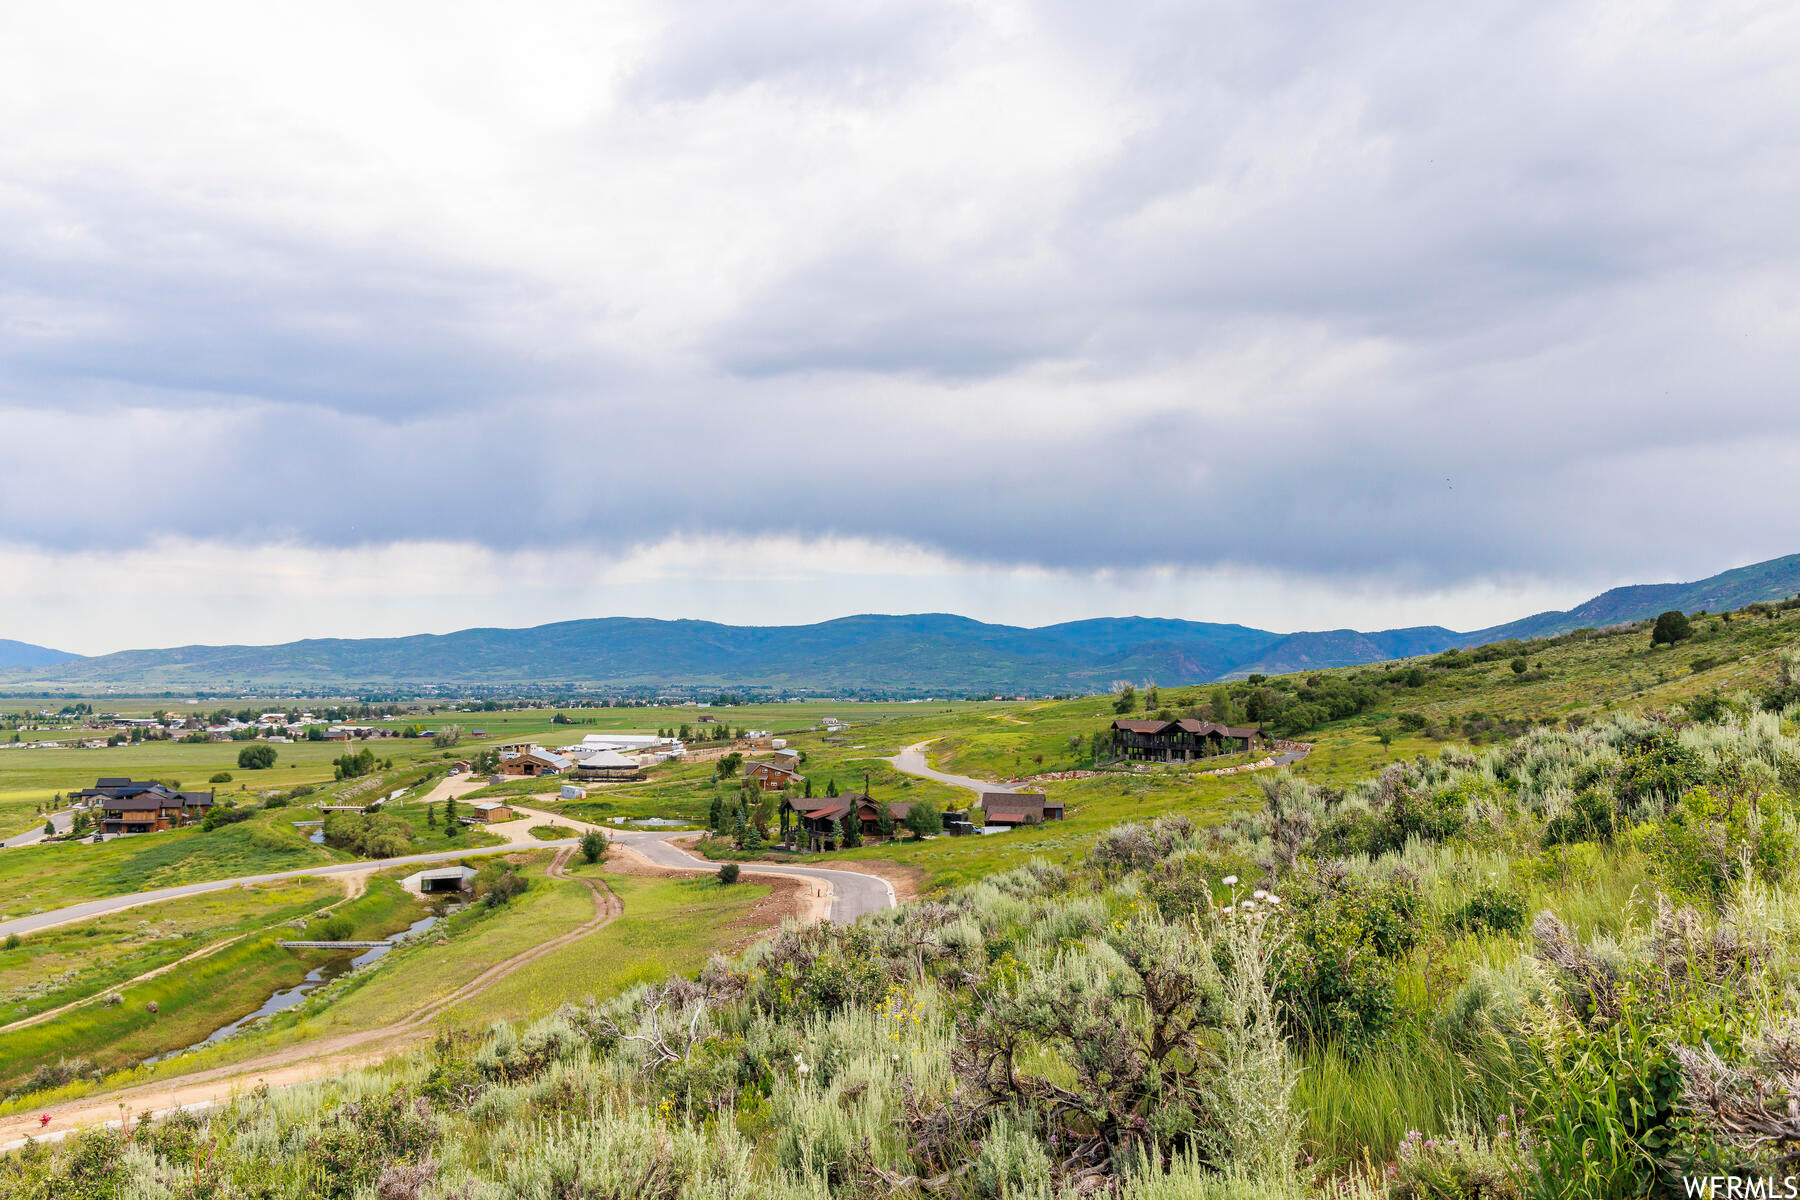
0;845;619;1151
0;800;585;939
610;829;894;922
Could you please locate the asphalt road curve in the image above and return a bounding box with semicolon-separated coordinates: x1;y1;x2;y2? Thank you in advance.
0;810;73;849
611;830;894;923
0;841;569;939
884;741;1015;798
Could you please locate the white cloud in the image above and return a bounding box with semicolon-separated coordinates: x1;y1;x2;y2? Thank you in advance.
1;0;1798;641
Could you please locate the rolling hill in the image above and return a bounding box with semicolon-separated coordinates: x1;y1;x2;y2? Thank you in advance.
4;555;1798;692
0;639;83;671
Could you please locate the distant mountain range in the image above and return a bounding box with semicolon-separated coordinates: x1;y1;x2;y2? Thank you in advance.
0;638;83;671
5;554;1799;694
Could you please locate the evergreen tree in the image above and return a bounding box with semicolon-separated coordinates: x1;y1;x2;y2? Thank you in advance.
1652;610;1694;646
826;777;839;797
875;802;896;839
709;792;725;832
842;808;862;847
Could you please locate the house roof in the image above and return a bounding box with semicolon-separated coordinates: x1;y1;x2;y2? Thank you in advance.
1112;719;1172;734
1173;719;1263;739
979;791;1060;818
576;750;637;769
747;761;797;777
470;801;510;812
787;791;868;812
96;783;213;812
509;749;572;770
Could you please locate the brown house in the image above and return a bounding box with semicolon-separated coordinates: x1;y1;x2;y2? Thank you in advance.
978;791;1064;826
744;761;801;790
498;747;572;777
779;792;914;847
1109;719;1265;762
77;778;215;835
780;793;855;849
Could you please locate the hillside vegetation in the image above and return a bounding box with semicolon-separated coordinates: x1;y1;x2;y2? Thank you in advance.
13;623;1800;1195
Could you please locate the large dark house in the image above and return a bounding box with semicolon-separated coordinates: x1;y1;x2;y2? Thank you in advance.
75;777;215;835
1108;718;1266;762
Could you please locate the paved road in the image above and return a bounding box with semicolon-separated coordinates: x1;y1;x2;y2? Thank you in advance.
0;810;73;849
0;819;895;937
0;841;571;939
612;830;894;923
885;741;1015;799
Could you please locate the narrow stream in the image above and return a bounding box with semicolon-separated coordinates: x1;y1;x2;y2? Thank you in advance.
140;904;458;1065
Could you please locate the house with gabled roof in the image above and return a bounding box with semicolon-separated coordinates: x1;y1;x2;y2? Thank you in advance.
1108;718;1265;762
498;746;573;777
978;791;1064;827
744;760;801;790
75;778;215;835
779;791;920;849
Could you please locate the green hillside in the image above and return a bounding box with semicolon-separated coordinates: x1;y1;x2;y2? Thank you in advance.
13;597;1800;1197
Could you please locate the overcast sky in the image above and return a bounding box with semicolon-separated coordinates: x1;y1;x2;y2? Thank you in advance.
4;0;1799;655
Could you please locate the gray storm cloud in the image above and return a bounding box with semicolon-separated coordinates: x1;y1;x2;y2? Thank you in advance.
1;0;1798;598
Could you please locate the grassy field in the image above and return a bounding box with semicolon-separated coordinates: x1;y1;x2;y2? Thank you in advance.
445;869;767;1024
8;611;1797;909
0;854;770;1110
0;808;346;920
0;700;1004;838
0;876;422;1091
0;878;339;1025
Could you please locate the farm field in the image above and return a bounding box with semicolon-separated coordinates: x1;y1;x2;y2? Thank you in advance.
0;811;345;920
0;878;341;1026
0;700;1004;838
